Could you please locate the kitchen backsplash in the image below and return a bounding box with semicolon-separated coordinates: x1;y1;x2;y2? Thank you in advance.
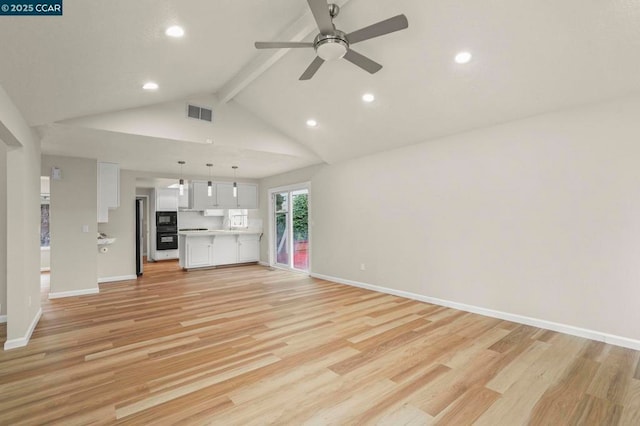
178;211;223;229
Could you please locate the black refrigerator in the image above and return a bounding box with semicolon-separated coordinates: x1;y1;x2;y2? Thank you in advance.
135;198;144;276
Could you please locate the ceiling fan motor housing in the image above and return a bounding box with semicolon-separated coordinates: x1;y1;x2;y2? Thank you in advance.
314;30;349;61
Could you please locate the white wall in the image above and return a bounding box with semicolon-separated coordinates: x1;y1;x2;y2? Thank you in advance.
98;170;136;281
261;96;640;344
41;155;98;297
0;141;6;318
1;84;42;347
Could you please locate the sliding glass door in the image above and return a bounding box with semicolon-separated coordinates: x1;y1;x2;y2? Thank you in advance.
272;187;309;271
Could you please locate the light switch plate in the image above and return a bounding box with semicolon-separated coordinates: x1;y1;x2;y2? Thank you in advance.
51;167;62;180
82;225;89;233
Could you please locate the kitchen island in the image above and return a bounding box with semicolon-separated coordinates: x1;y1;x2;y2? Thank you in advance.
178;230;262;270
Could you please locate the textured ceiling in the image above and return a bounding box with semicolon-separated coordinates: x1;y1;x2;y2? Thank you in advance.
2;0;640;178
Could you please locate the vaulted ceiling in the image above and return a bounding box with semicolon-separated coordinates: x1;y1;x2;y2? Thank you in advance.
1;0;640;179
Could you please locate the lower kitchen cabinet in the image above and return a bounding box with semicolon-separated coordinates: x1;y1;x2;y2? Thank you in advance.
186;240;213;268
212;235;238;266
179;232;261;269
238;234;260;262
154;249;178;261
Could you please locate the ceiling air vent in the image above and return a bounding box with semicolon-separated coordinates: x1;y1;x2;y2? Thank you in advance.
187;104;213;123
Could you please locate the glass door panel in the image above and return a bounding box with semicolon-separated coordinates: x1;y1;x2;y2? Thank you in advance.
274;192;289;267
272;188;310;271
292;190;309;271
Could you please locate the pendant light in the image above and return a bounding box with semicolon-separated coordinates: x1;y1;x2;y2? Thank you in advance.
177;161;185;196
206;163;213;197
232;166;238;198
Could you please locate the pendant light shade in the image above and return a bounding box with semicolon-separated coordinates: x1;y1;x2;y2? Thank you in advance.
232;166;238;198
206;163;213;197
177;161;185;196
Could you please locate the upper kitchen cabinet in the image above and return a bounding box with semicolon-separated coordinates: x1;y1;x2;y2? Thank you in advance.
216;183;237;208
183;181;258;210
189;181;217;210
237;183;258;209
218;183;258;208
156;188;179;211
97;162;119;223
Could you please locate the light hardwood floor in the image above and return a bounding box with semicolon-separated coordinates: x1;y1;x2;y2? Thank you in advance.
1;261;639;424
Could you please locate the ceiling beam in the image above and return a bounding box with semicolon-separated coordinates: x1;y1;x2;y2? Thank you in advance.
217;0;351;104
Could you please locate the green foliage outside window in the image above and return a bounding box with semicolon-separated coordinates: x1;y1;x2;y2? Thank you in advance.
292;194;308;241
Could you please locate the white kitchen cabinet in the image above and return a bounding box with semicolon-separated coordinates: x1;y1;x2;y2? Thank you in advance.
190;181;217;210
216;183;237;208
212;235;238;265
185;181;257;210
237;183;258;209
179;232;261;269
97;162;119;223
154;249;178;260
178;182;189;209
211;182;258;209
186;239;213;268
156;188;179;211
238;234;260;262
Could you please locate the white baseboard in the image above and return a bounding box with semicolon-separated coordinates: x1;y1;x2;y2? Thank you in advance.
49;287;99;299
4;307;42;350
258;261;270;267
98;275;137;284
0;315;6;324
310;272;640;351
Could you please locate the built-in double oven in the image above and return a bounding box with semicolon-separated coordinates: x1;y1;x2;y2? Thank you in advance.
156;211;178;250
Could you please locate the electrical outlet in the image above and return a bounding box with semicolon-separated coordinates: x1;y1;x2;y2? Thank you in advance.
360;263;366;271
28;296;32;307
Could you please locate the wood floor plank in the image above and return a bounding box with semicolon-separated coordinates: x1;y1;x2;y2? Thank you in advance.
587;346;637;404
376;403;433;426
620;378;640;424
528;354;601;423
568;394;623;425
485;339;550;393
433;386;501;425
474;334;589;425
0;261;638;424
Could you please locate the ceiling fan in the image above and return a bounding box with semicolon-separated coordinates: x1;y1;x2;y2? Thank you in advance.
254;0;408;80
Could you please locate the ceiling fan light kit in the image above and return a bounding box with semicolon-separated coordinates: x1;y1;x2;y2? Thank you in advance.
254;0;408;80
314;31;348;61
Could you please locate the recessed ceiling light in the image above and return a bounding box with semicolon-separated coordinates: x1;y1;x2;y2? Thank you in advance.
306;119;318;127
142;82;159;90
165;25;185;38
362;93;375;103
455;51;472;64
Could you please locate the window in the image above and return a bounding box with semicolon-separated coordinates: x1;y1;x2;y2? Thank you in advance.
40;197;50;247
228;209;248;228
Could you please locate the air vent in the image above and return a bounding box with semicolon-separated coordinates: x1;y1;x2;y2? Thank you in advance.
186;104;213;123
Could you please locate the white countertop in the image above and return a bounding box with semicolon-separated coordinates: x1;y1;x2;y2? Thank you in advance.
178;230;262;236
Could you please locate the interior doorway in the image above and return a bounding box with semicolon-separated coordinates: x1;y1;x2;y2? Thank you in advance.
270;184;310;272
135;196;150;276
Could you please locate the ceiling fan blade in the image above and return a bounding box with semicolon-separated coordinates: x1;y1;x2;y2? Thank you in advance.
255;41;314;49
307;0;334;34
347;14;408;44
343;49;382;74
299;56;325;80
